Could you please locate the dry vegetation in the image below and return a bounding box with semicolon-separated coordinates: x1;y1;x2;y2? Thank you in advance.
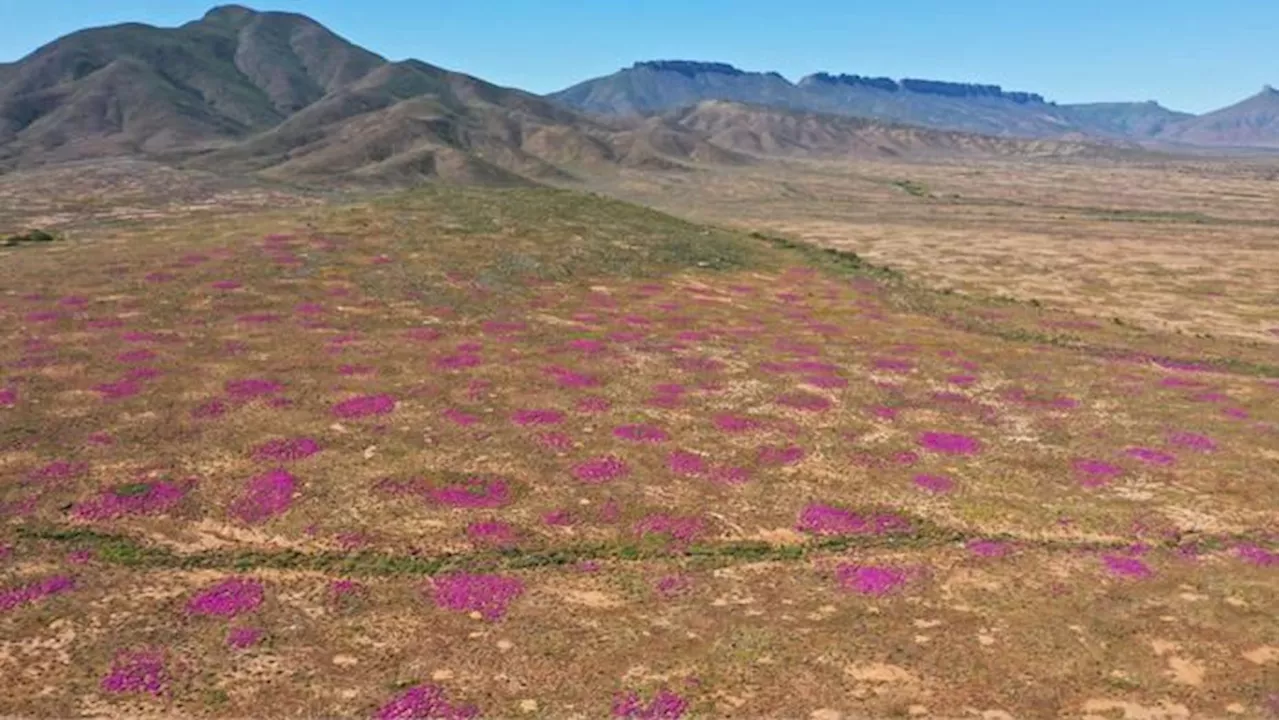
601;155;1280;344
0;157;1276;719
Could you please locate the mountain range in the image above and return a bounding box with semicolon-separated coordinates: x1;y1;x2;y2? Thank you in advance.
550;61;1278;149
0;5;1274;186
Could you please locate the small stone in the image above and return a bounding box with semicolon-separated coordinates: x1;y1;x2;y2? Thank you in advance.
468;611;483;620
908;706;929;716
331;654;358;667
978;634;996;646
914;635;931;644
363;445;377;459
496;640;514;651
519;700;539;713
431;669;455;681
1225;703;1245;714
810;710;842;720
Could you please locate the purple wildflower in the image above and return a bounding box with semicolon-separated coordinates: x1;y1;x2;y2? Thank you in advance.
1167;432;1217;453
100;649;170;696
187;577;265;618
573;456;629;484
0;575;76;613
912;474;955;494
1073;459;1123;487
224;378;283;399
918;431;982;455
252;437;322;463
1102;555;1152;579
613;689;689;720
1125;447;1176;465
966;539;1011;558
428;573;525;621
230;469;297;523
428;477;511;508
374;684;479;720
712;414;761;433
74;481;187;520
667;450;707;476
226;627;264;650
1236;544;1279;567
757;445;806;466
835;564;910;595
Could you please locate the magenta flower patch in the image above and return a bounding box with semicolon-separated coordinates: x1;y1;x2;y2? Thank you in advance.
966;539;1011;558
614;424;669;443
187;577;264;618
709;465;750;485
74;481;187;520
870;405;898;421
835;564;910;596
332;393;395;419
428;476;511;508
101;648;170;696
512;409;565;426
115;349;157;364
230;469;296;523
613;689;690;719
26;460;88;484
634;514;705;543
1236;544;1279;567
0;387;15;407
912;474;955;494
918;432;982;455
211;280;242;290
252;437;321;463
94;379;143;400
374;684;479;720
0;575;75;613
466;520;519;548
712;413;761;433
803;374;848;389
947;374;977;386
655;574;692;598
756;444;806;466
226;626;264;650
873;358;914;373
797;504;911;536
573;456;630;484
191;398;228;419
1125;447;1175;465
1167;432;1217;453
1073;459;1123;487
667;450;707;476
575;395;612;413
546;365;600;388
428;573;525;621
1101;554;1152;579
436;353;483;370
566;338;608;354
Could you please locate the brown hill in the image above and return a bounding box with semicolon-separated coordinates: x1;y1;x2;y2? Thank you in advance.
1156;87;1278;148
0;5;1156;185
665;101;1132;160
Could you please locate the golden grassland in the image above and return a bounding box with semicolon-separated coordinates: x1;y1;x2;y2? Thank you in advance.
0;162;1276;718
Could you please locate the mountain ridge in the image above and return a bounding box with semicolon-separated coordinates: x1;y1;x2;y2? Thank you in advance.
549;60;1277;148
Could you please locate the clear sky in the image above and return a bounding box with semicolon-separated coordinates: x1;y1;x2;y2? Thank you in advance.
1;0;1276;113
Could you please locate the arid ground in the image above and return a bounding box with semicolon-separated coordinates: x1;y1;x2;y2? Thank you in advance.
1;156;1277;719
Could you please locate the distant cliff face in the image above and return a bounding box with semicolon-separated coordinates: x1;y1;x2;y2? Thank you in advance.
548;60;1275;146
799;73;1047;104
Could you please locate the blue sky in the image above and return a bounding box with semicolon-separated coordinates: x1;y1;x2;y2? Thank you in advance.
1;0;1275;113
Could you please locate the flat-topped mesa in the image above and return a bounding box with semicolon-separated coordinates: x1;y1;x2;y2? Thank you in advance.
900;78;1045;104
800;73;900;92
631;60;747;78
801;72;1046;104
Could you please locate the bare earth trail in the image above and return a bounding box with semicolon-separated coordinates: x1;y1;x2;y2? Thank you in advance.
0;177;1277;718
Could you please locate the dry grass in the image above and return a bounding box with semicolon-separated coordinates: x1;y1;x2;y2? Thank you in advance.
0;162;1276;718
598;156;1280;344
